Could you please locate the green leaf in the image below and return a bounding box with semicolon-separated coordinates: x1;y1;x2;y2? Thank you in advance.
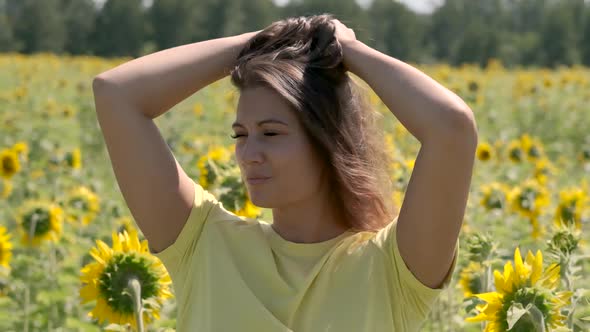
507;303;530;330
507;302;547;332
527;305;546;332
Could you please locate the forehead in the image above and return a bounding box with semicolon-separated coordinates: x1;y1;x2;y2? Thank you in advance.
235;86;295;124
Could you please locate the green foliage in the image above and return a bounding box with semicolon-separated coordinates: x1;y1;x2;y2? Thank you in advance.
92;0;147;57
0;0;588;66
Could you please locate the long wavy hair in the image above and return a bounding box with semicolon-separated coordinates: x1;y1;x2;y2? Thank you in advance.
229;14;397;232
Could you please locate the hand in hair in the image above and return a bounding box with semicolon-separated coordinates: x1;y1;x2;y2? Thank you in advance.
331;19;357;48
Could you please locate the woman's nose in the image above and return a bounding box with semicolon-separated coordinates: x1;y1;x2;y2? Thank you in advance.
240;138;264;164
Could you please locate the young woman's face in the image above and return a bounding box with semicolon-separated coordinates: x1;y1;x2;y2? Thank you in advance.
232;86;326;208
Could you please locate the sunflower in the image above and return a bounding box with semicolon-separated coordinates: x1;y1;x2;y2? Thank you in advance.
546;225;581;260
480;182;510;211
0;148;21;180
17;200;64;246
196;146;231;189
64;148;82;169
477;142;494;162
0;226;13;269
460;261;485;298
553;186;589;230
79;229;173;330
507;179;551;238
465;247;573;332
506;140;524;163
64;185;101;225
465;232;497;263
520;134;545;162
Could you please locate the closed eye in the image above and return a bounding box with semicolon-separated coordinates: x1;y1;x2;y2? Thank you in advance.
230;133;278;139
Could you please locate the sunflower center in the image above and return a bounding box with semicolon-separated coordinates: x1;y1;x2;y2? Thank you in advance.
559;204;576;224
468;274;483;295
22;208;51;236
528;146;541;158
69;197;89;210
485;191;504;209
2;156;16;173
518;188;537;210
479;149;490;160
510;148;522;161
98;253;160;315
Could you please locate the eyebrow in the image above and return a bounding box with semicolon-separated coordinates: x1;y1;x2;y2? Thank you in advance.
231;119;289;129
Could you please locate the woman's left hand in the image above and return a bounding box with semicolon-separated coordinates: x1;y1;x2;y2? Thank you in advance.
332;19;357;48
331;19;357;72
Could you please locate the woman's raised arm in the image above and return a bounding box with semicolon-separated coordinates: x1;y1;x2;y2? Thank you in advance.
91;31;259;253
93;31;259;119
333;18;477;290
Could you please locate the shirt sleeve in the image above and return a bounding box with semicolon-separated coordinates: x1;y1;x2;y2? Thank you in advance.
150;179;231;292
378;215;459;319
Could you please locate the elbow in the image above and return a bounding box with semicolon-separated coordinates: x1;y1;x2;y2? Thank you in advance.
426;105;478;148
92;75;114;96
448;107;479;147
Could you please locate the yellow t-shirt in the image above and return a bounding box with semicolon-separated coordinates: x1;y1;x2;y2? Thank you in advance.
151;180;459;332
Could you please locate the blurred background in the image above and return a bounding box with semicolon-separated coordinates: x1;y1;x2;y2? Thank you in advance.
0;0;589;67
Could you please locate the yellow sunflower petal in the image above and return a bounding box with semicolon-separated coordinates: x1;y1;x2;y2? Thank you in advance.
473;291;503;304
466;312;490;322
539;263;560;289
529;250;543;285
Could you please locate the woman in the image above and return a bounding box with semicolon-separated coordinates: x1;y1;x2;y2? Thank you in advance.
92;14;478;332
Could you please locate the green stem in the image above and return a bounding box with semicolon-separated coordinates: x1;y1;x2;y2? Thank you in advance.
564;257;575;330
50;243;58;330
24;281;29;332
128;278;144;332
23;216;38;332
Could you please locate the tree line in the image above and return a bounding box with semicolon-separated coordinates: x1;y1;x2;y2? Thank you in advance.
1;0;589;67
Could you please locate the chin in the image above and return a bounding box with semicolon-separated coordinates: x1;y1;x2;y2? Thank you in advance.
248;192;274;209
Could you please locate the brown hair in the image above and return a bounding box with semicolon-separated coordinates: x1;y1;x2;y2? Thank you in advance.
229;14;397;232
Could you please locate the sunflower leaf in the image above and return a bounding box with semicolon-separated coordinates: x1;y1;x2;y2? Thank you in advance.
507;302;546;331
507;303;530;330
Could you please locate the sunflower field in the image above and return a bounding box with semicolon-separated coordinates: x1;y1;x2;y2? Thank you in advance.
1;53;589;331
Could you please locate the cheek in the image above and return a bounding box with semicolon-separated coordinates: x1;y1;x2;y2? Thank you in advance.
277;141;323;186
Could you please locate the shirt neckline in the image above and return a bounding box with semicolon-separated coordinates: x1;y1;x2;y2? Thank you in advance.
260;220;355;257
